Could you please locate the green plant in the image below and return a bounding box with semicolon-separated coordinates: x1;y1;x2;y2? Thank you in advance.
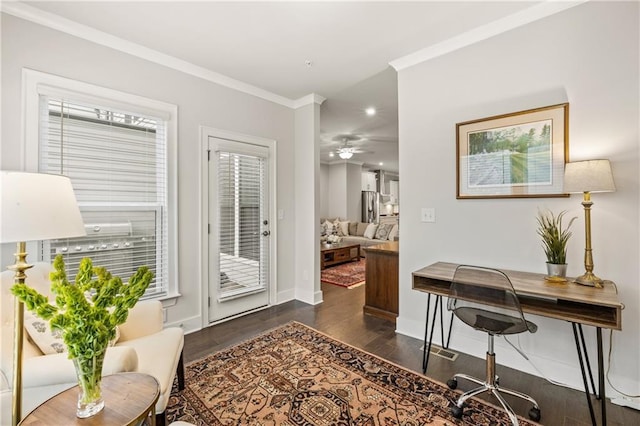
11;255;153;408
536;209;577;265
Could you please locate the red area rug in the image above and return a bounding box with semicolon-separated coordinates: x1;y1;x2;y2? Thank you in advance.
321;257;365;288
166;322;540;425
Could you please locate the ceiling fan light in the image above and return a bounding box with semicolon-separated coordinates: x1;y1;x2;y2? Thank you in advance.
339;151;353;160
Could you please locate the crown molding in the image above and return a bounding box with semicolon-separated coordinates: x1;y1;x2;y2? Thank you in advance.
1;1;299;108
323;159;364;167
293;93;326;109
390;0;588;71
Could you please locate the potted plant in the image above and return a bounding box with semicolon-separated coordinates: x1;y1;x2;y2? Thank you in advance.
536;209;577;279
11;255;153;418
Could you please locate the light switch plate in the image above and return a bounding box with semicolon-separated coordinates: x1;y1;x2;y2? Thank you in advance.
421;207;436;223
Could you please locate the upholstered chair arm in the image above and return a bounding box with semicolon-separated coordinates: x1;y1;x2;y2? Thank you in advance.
21;346;138;388
118;300;164;342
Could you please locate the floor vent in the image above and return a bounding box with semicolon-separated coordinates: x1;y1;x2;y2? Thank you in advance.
420;344;459;362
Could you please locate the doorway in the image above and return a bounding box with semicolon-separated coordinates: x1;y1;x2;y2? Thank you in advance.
202;127;276;324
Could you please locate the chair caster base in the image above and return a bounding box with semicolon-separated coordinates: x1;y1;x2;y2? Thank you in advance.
451;404;464;419
529;406;541;421
446;378;458;389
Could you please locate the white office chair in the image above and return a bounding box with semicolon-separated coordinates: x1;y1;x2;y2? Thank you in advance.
446;265;541;425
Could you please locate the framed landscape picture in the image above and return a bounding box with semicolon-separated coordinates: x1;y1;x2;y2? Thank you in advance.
456;103;569;199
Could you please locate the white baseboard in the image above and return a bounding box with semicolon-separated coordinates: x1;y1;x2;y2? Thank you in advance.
165;314;202;335
276;288;296;304
611;396;640;411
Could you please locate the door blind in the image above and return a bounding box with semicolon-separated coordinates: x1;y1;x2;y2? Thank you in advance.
38;96;169;297
217;150;267;300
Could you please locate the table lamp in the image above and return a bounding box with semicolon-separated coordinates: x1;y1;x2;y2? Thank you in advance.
0;171;86;425
563;160;616;288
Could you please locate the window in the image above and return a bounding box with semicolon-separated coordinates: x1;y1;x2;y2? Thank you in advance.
24;70;178;299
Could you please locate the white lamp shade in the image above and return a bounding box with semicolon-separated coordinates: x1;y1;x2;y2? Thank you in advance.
338;151;353;160
563;160;616;194
0;171;86;243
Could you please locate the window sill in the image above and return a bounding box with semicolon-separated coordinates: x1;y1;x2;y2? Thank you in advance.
157;292;182;308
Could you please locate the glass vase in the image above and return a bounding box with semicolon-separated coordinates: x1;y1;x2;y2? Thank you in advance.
73;352;106;418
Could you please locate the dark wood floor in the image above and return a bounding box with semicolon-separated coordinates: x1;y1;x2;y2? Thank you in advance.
184;282;639;426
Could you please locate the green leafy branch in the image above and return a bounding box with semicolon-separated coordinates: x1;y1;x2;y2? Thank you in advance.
536;209;577;265
11;255;153;360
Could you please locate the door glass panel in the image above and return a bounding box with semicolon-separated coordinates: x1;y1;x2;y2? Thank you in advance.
217;150;267;300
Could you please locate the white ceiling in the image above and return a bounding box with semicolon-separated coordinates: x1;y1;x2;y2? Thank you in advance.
13;1;550;173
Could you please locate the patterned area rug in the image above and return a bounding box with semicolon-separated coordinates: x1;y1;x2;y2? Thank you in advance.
321;258;365;289
166;322;539;425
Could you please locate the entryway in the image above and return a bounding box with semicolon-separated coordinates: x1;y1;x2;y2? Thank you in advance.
201;127;276;324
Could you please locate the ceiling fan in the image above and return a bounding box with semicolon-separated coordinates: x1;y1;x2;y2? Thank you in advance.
332;134;370;159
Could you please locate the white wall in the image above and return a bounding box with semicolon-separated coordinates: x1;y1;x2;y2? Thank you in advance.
346;163;362;221
0;14;297;331
319;161;364;222
294;103;322;305
319;163;330;219
328;163;348;219
397;1;639;397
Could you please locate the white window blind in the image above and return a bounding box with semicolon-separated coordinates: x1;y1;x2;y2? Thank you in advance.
39;96;169;297
217;150;268;299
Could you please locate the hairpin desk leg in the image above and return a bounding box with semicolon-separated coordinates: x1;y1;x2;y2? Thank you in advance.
572;322;597;426
445;312;454;349
597;327;606;426
577;323;597;397
422;294;441;374
422;293;432;374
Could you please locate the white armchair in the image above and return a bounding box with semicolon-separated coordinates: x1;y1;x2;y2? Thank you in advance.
0;262;184;426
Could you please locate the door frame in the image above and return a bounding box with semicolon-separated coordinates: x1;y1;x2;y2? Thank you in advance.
200;126;277;327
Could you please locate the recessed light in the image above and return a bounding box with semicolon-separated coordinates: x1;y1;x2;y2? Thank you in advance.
329;152;334;157
379;162;383;166
365;107;376;116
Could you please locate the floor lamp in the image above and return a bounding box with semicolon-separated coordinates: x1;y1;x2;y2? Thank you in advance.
0;171;85;426
563;160;616;288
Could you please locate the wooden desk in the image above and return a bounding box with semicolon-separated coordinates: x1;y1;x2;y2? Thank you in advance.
363;241;399;322
413;262;622;330
412;262;623;426
20;373;159;426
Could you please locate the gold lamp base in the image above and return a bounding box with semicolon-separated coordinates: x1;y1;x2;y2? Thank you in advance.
9;241;33;426
574;271;603;288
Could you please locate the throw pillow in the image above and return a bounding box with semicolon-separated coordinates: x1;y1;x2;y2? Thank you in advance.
335;220;349;236
349;222;358;236
375;223;393;240
356;222;369;236
388;223;399;241
24;310;120;355
24;310;65;354
364;223;379;239
321;220;334;236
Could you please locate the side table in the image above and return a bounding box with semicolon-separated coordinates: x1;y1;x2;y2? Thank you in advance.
19;372;159;426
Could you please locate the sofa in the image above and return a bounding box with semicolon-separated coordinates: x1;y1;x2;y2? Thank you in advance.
0;262;184;426
321;218;398;257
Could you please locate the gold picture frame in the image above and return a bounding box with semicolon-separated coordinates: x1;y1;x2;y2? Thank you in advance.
456;103;569;199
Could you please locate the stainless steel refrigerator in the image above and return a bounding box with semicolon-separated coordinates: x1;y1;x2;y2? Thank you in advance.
362;191;380;223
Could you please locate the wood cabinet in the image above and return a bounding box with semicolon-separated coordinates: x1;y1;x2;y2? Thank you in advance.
363;241;398;322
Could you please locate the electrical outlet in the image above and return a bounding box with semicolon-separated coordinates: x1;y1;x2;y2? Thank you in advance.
421;207;436;223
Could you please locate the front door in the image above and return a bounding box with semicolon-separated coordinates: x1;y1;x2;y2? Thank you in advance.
207;135;271;322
